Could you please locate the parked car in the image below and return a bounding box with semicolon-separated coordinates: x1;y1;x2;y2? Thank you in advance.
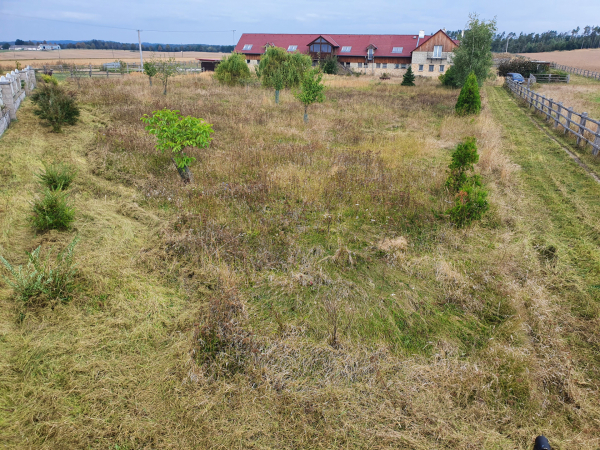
506;72;525;83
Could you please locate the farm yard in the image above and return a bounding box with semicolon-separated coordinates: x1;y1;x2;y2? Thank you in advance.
0;66;600;450
521;48;600;72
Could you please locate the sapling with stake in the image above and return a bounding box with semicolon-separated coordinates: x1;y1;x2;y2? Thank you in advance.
295;68;325;123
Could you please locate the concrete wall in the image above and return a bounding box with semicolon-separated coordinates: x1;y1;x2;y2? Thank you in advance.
0;66;36;139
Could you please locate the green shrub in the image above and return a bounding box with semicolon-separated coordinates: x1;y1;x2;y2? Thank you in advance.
497;58;541;78
447;185;489;227
445;138;480;192
30;83;80;132
439;65;460;87
215;52;251;86
41;74;58;85
401;66;415;86
37;162;77;191
320;55;338;74
0;237;79;306
455;72;481;116
30;189;75;231
256;46;311;89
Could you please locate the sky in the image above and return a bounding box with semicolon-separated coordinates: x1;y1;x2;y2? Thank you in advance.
1;0;599;45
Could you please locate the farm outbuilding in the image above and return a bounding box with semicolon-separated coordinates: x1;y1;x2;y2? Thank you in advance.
196;58;221;71
234;29;458;77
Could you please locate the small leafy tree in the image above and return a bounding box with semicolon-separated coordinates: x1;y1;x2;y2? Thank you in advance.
455;71;481;115
30;84;80;132
452;13;497;86
154;57;180;95
401;66;415;86
1;43;9;50
143;61;157;86
294;69;325;123
117;60;127;76
141;109;214;183
215;52;251;86
257;47;311;89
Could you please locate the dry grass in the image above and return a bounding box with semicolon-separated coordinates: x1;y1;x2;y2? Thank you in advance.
0;71;599;449
523;49;600;72
0;49;228;66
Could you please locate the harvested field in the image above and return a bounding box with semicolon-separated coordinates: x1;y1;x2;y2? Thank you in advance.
0;48;228;66
522;48;600;72
0;72;599;449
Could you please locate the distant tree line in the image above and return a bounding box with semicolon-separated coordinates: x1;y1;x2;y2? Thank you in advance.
9;39;234;53
447;26;600;53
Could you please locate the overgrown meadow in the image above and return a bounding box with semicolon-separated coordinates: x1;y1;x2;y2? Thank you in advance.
0;71;598;449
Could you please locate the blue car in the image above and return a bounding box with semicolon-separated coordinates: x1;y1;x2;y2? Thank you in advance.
506;72;525;83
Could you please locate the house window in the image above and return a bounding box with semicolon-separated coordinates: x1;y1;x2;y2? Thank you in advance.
394;64;400;69
382;63;387;69
358;62;363;68
401;64;407;69
287;45;297;52
392;47;403;53
429;65;434;72
341;46;352;52
246;60;250;64
440;65;445;72
367;48;373;60
376;63;381;68
433;45;442;58
418;64;424;71
242;44;253;51
311;43;331;53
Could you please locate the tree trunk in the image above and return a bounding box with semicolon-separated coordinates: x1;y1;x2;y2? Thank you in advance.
149;76;152;86
163;79;167;95
304;105;308;123
172;158;193;183
275;89;280;104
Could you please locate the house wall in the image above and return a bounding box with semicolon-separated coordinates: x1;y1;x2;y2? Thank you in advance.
411;51;453;77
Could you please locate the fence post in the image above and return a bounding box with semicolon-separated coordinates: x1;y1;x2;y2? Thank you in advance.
555;102;562;128
565;108;573;135
593;122;600;156
577;113;587;146
89;64;92;78
547;99;553;121
567;74;570;84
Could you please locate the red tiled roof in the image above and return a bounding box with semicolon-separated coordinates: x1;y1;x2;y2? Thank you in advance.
234;33;446;58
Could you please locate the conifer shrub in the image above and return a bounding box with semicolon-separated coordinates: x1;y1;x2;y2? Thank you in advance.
445;138;480;192
29;189;75;231
215;52;251;86
447;185;489;227
455;72;481;116
401;66;416;86
30;83;80;132
36;162;77;191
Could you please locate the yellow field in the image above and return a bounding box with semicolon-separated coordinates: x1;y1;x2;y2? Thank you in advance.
523;48;600;71
0;48;228;66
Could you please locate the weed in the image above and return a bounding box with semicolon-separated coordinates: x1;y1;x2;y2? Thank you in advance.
29;189;75;231
0;237;79;306
36;162;77;190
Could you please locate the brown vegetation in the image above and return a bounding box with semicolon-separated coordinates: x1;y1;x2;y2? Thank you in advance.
0;72;599;449
523;48;600;71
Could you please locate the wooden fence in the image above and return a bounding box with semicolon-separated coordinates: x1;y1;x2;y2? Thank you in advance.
531;73;570;84
550;63;600;81
35;60;206;77
505;79;600;155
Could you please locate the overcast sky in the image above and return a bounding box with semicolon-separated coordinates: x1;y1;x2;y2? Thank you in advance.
2;0;599;45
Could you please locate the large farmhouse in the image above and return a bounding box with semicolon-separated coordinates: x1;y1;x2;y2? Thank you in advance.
234;30;458;77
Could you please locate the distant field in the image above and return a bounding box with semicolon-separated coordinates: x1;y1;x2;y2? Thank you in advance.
0;49;229;66
522;48;600;71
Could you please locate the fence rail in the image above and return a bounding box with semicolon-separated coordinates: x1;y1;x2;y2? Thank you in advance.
35;61;207;79
505;79;600;155
550;63;600;81
531;73;570;84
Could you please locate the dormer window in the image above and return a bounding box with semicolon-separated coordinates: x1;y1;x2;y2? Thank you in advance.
287;45;297;52
392;47;403;53
242;44;253;51
341;46;352;52
367;48;374;60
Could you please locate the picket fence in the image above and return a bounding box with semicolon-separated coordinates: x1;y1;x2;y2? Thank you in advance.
505;79;600;155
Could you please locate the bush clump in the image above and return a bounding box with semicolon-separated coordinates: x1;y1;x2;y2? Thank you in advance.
439;65;460;87
0;237;79;306
256;46;311;89
215;52;251;86
40;74;58;85
497;58;542;78
30;189;76;231
37;162;77;191
455;72;481;116
320;55;338;75
30;83;80;132
445;138;489;227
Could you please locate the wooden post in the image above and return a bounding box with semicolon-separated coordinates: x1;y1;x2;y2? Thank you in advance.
565;108;573;135
567;74;570;84
555;102;562;128
547;99;553;121
593;122;600;156
577;113;587;146
89;64;92;78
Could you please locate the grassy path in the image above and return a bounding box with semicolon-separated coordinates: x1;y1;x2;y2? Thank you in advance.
487;85;600;396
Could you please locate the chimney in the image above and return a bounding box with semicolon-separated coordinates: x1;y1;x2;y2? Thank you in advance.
416;30;425;47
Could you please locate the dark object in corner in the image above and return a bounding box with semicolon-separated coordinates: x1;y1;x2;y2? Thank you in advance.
534;436;551;450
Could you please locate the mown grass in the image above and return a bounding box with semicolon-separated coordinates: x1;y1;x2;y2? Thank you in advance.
0;73;598;449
